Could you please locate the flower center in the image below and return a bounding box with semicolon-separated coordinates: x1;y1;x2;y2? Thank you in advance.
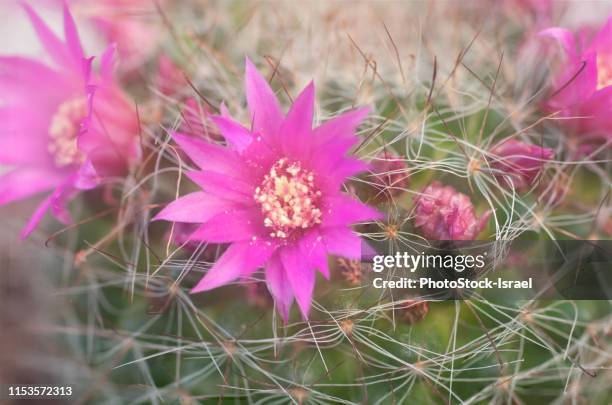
596;53;612;90
254;158;322;239
48;97;88;167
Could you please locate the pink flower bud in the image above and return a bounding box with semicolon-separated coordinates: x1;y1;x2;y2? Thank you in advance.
489;139;554;190
337;258;363;286
156;54;186;96
369;151;410;201
414;182;491;240
396;299;429;325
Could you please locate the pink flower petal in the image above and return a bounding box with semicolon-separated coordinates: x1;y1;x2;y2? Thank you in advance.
74;158;100;189
332;158;369;178
75;82;139;180
314;157;369;192
153;192;235;223
245;57;283;141
0;168;65;206
314;136;356;161
50;191;73;225
299;228;329;279
280;81;314;158
179;98;210;137
265;254;294;322
313;106;369;148
186;170;254;202
99;44;117;80
553;52;598;106
191;240;276;293
62;1;84;61
320;227;363;259
538;27;577;61
171;132;245;174
20;181;74;239
0;106;56;167
241;133;278;171
190;207;265;243
0;57;72;100
209;116;252;152
589;16;612;56
280;245;316;319
321;195;383;227
20;192;54;239
22;3;73;69
219;102;231;118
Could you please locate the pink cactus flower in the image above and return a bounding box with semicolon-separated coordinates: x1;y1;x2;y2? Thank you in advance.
154;58;381;320
0;3;140;237
414;182;491;240
540;17;612;149
489;139;554;190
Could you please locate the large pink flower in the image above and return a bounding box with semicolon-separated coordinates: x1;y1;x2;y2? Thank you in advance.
540;17;612;149
154;58;381;320
0;3;140;237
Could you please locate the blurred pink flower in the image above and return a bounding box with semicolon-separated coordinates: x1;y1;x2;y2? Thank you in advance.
154;58;381;320
0;3;140;237
414;182;491;240
72;0;165;71
156;54;186;96
540;17;612;149
511;0;552;22
489;139;554;190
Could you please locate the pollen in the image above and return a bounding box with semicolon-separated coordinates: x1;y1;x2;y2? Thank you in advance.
48;97;88;167
254;158;322;239
596;53;612;90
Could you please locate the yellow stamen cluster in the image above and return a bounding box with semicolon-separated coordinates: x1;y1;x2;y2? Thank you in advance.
48;97;87;167
596;53;612;90
254;158;322;239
